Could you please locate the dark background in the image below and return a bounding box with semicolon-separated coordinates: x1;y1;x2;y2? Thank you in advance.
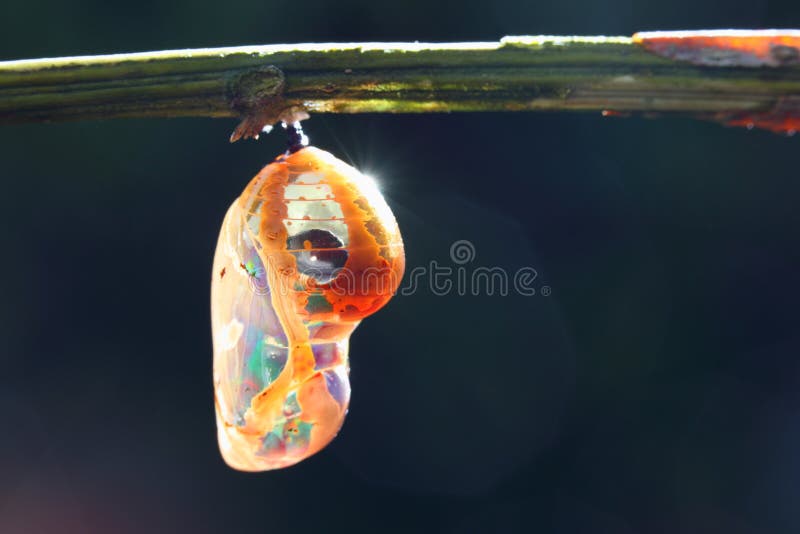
2;1;800;533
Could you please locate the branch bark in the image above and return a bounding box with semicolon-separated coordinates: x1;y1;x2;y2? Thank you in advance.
1;35;799;130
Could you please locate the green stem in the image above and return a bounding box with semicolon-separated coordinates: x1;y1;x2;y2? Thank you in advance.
1;36;799;124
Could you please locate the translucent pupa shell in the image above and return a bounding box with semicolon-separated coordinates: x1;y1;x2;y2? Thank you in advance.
211;146;404;471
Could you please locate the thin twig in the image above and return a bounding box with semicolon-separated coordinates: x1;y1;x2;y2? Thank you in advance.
1;34;799;135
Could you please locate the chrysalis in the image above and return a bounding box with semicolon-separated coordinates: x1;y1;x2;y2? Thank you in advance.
211;131;404;471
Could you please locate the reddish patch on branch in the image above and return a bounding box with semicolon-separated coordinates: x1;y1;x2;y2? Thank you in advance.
601;110;631;118
711;97;800;135
633;30;800;67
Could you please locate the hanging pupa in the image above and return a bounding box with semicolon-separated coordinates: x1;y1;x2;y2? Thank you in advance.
211;123;405;471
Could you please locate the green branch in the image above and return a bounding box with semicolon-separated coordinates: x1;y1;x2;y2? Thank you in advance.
1;35;799;133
